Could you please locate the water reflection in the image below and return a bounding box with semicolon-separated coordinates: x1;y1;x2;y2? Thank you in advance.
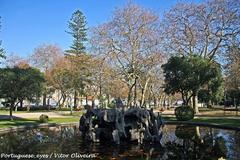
0;125;239;160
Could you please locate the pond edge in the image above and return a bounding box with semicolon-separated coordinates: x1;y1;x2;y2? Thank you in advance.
0;121;239;134
0;122;79;134
165;121;240;131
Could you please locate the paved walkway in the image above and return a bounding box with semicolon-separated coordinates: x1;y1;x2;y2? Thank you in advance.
1;110;240;120
0;111;76;120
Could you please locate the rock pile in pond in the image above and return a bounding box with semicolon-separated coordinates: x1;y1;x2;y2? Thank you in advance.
79;106;164;144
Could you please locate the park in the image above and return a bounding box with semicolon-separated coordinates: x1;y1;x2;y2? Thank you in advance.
0;0;239;159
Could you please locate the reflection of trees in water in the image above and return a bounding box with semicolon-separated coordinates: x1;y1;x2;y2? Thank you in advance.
0;125;239;159
0;126;79;154
78;141;164;160
161;125;229;160
229;131;240;159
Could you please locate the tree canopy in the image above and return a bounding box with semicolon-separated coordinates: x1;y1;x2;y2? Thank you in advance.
91;3;165;107
161;0;240;60
162;55;222;111
0;66;45;120
0;17;5;60
66;10;87;55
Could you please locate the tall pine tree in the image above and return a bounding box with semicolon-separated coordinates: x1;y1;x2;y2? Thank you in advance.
66;10;90;110
66;10;87;56
0;17;5;59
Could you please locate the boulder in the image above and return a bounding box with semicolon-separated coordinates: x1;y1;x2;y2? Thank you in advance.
79;107;164;144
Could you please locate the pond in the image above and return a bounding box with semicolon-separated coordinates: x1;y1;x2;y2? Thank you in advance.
0;124;239;160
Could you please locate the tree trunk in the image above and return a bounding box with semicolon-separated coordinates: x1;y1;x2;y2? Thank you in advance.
181;92;187;105
148;91;151;109
153;97;157;108
14;101;21;111
85;95;88;105
127;89;132;108
140;77;150;108
92;98;95;108
74;90;77;109
193;94;199;114
99;80;102;107
157;97;160;108
133;78;137;107
107;94;110;107
10;102;14;121
43;93;47;107
163;95;166;108
20;99;23;108
60;94;66;108
80;95;83;107
127;84;135;108
47;97;50;111
56;94;63;108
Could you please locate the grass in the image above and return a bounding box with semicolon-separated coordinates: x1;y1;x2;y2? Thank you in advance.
0;117;79;129
162;116;240;128
0;112;239;129
59;111;84;116
199;107;222;112
0;110;53;115
191;118;240;128
0;108;84;115
0;109;28;114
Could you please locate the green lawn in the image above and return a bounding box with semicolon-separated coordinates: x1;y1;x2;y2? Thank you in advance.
1;114;239;129
163;116;240;128
0;117;79;129
0;109;28;114
198;107;222;112
0;109;83;115
59;111;84;116
191;118;240;128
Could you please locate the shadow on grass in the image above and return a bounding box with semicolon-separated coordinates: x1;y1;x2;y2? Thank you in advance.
0;116;41;129
0;114;24;120
0;116;79;130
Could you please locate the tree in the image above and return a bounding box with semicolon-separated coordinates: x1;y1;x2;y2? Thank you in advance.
66;10;87;56
225;41;240;108
162;55;221;113
198;72;224;106
31;44;63;108
65;9;90;109
91;3;164;107
0;17;5;60
161;0;240;59
45;57;71;108
4;53;28;67
0;66;44;120
31;44;63;71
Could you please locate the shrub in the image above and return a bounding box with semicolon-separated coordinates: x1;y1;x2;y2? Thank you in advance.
56;107;71;111
107;100;116;108
174;105;194;121
30;105;56;111
74;107;82;111
39;114;49;123
16;107;28;111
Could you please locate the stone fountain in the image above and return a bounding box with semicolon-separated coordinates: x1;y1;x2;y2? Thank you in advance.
79;105;164;144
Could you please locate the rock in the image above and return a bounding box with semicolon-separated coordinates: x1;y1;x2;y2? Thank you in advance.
79;107;164;144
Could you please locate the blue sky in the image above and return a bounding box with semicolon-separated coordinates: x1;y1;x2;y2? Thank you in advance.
0;0;202;57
